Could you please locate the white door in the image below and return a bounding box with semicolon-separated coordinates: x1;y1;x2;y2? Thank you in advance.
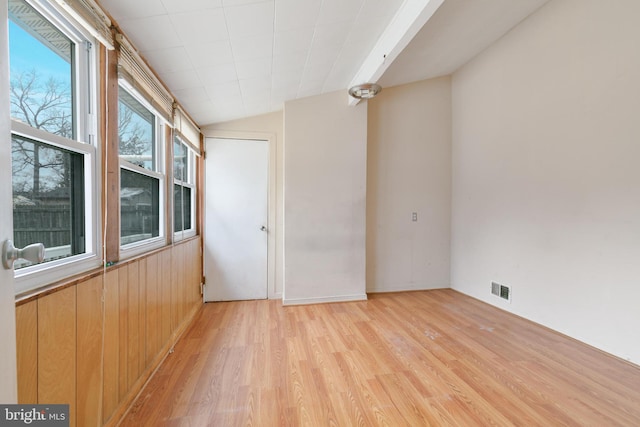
0;0;19;403
204;138;268;301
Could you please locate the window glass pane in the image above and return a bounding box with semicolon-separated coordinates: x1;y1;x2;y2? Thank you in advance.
183;186;192;231
12;134;85;268
121;169;160;245
9;0;75;139
173;185;193;233
173;139;187;182
174;184;183;232
119;90;155;170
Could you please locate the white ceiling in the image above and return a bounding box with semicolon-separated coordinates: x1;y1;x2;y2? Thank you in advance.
96;0;549;126
379;0;550;88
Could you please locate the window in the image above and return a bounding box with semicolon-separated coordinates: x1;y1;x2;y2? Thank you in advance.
118;89;155;170
12;135;85;267
118;84;165;250
121;168;160;244
9;4;74;138
8;0;99;289
173;136;196;239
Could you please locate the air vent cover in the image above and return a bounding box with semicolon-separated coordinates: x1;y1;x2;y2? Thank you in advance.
491;282;511;302
491;282;500;296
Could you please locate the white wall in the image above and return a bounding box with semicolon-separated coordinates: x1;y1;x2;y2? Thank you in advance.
203;111;284;298
283;91;368;305
367;77;451;292
451;0;640;363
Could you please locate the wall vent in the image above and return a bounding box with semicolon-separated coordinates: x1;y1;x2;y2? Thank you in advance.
491;282;511;302
491;281;500;296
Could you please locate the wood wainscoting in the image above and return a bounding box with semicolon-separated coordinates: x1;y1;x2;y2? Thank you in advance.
15;237;203;427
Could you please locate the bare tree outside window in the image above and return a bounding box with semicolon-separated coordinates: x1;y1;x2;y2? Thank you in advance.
10;69;72;197
118;88;159;245
119;102;151;169
8;0;94;271
10;69;73;138
118;89;155;171
9;5;80;265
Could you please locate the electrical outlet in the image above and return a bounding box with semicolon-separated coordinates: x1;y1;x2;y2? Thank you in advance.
412;212;418;222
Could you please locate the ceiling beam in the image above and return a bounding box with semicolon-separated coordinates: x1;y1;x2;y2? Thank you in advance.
348;0;445;104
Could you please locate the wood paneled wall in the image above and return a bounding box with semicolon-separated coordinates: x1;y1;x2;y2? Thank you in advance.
15;238;202;427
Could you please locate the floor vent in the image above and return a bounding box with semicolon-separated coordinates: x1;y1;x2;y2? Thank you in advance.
491;282;511;302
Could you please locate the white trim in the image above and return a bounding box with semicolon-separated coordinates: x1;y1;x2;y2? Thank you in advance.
118;164;166;253
118;83;168;174
119;235;165;259
21;0;103;148
1;0;19;401
11;120;95;155
25;0;93;44
118;79;172;128
117;83;167;255
282;293;368;306
174;107;200;155
53;0;114;49
172;182;196;241
120;160;164;181
172;136;196;241
116;33;173;122
172;181;196;241
366;284;448;293
348;0;445;105
173;228;196;242
11;121;102;294
15;254;102;294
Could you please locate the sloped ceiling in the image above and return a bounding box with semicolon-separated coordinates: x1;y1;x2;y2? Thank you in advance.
96;0;549;126
379;0;550;88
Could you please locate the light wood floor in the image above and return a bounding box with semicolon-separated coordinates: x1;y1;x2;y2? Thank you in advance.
119;290;640;426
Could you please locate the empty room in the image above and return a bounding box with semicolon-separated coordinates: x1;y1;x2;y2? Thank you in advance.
1;0;639;426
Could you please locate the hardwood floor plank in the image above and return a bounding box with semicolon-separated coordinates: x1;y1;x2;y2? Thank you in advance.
120;290;640;426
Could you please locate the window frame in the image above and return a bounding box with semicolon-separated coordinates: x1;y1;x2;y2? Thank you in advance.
173;135;196;241
118;81;167;258
9;0;102;294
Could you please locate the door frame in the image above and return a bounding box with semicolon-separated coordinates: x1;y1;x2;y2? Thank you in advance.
202;130;277;300
0;0;18;402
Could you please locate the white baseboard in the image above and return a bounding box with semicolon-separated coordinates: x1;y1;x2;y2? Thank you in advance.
282;293;368;306
366;283;450;293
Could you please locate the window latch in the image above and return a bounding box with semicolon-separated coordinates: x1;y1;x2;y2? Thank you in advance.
2;240;45;270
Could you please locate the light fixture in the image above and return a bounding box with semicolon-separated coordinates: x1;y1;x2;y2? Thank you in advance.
348;83;382;100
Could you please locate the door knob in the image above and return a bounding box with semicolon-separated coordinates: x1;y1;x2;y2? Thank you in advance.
260;226;268;232
2;240;45;270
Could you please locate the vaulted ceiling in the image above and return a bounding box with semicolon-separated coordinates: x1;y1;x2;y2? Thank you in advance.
97;0;549;126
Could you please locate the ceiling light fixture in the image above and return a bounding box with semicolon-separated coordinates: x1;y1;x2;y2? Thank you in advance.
348;83;382;100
